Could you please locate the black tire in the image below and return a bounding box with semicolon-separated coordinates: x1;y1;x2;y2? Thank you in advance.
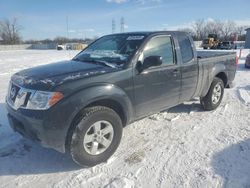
69;106;123;167
200;77;224;111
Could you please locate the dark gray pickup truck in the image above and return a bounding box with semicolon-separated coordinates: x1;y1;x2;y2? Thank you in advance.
6;31;237;166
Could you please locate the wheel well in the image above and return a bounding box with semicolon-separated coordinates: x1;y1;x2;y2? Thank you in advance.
215;72;228;87
85;99;127;126
65;99;127;151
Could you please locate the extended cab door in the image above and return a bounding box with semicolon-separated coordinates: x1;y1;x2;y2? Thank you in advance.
177;35;199;102
133;35;181;118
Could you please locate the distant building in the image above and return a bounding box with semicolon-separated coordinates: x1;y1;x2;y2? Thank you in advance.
245;28;250;48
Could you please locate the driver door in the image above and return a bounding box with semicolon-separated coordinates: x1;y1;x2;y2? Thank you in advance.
133;35;181;118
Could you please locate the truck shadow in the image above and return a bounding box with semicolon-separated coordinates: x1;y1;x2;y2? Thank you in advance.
167;101;202;114
212;139;250;188
0;103;81;175
243;85;250;91
237;85;250;91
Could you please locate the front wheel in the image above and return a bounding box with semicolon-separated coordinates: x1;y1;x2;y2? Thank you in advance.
200;77;224;111
69;106;123;167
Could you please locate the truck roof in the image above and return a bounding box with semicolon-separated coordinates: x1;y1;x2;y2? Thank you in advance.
107;31;188;37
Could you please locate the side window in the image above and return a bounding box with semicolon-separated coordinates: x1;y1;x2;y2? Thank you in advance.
143;36;174;65
179;36;194;63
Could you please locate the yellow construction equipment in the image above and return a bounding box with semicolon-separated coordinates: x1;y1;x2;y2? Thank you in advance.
202;34;219;49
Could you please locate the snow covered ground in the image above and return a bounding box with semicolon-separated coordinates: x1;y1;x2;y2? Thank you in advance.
0;49;250;188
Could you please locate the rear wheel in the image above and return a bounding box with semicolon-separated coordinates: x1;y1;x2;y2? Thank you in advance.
200;77;224;111
69;106;123;167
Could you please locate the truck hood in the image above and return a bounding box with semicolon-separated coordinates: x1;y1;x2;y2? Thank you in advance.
11;60;119;90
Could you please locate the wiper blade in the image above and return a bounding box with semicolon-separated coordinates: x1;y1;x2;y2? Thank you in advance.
86;59;117;68
73;58;117;68
73;57;82;62
94;60;117;68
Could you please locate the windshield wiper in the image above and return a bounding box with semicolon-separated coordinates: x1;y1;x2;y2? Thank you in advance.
91;60;117;68
73;57;83;62
74;58;117;68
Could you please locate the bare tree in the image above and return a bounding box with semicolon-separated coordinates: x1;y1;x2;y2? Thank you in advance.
235;25;247;36
192;19;206;40
54;37;69;44
0;18;22;44
220;20;236;40
203;20;223;38
189;19;249;41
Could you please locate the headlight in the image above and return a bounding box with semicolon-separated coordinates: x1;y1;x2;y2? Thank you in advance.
26;91;64;110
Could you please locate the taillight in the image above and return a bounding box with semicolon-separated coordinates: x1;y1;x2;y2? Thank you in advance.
236;56;239;65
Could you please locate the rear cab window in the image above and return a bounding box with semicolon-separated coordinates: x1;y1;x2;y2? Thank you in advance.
179;36;194;63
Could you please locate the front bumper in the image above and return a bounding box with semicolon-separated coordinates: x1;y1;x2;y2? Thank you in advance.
6;100;73;153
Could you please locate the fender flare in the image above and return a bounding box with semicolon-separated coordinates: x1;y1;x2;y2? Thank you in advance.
201;63;227;97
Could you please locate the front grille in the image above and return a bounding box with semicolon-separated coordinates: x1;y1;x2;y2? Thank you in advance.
7;82;33;110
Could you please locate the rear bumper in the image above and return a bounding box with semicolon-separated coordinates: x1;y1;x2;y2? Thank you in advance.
6;100;73;153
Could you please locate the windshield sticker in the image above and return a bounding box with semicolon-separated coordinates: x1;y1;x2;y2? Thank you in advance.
127;36;144;40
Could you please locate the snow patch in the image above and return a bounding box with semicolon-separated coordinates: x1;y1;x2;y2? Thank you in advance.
40;78;56;86
189;106;201;115
170;115;181;122
62;74;82;82
105;177;135;188
149;111;181;122
0;73;10;76
238;89;250;105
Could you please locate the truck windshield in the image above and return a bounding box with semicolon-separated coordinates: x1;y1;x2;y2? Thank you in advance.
73;34;146;66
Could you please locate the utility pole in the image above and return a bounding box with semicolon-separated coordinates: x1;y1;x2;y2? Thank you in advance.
120;17;124;33
66;16;70;57
66;16;69;39
112;19;116;34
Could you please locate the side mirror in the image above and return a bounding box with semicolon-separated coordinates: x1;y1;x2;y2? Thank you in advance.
142;56;163;70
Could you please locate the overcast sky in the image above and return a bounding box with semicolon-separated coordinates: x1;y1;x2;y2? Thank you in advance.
1;0;250;40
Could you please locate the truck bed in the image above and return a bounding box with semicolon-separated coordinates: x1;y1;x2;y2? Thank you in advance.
197;50;236;65
197;50;236;59
195;49;237;98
